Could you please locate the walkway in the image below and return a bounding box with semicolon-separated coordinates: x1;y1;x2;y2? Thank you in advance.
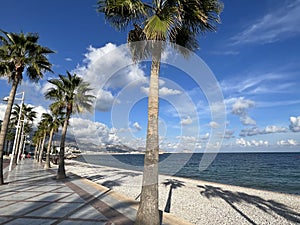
0;159;193;225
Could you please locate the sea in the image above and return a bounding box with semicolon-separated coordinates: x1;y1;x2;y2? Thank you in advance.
76;152;300;195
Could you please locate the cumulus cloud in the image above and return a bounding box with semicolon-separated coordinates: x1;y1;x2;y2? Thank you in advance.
277;139;298;146
224;130;235;139
264;125;287;134
70;118;120;147
201;133;210;140
231;97;256;126
231;98;255;115
289;116;300;132
239;127;261;137
95;90;117;112
74;43;147;112
240;125;287;137
159;87;182;96
181;116;192;125
240;116;256;126
236;138;268;147
209;121;219;128
133;122;142;131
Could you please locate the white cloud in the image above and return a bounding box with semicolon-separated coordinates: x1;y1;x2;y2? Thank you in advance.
231;97;256;126
239;127;261;137
95;90;117;112
70;118;120;146
201;133;210;140
181;116;192;125
224;130;235;139
236;138;250;147
0;104;7;121
133;122;142;131
141;86;182;96
240;125;287;137
209;121;219;128
231;98;255;116
222;73;284;95
74;43;147;112
264;125;287;134
240;116;256;126
159;87;182;96
277;139;298;146
236;138;268;147
231;0;300;45
30;105;49;126
289;116;300;132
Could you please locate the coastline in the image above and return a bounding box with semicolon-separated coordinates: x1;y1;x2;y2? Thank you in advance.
65;159;300;225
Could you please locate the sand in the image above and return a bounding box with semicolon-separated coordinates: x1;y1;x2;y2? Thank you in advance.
65;159;300;225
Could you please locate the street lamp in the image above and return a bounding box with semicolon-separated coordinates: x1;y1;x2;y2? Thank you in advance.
3;92;25;172
17;118;27;164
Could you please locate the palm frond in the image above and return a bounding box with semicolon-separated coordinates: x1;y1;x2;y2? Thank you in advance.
97;0;147;30
0;29;54;84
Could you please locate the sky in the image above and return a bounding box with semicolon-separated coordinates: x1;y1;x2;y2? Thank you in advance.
0;0;300;153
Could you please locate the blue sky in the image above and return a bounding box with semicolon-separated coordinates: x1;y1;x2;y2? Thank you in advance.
1;0;300;152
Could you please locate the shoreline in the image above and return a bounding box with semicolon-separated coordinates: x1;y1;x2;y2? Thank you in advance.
65;159;300;225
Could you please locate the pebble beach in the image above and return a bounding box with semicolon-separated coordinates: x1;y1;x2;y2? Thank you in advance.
65;159;300;225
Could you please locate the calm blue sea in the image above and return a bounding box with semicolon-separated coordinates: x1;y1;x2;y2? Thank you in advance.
77;152;300;195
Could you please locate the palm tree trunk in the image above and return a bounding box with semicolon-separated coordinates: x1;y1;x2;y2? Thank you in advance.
34;140;41;162
38;132;46;164
44;128;54;169
4;140;8;155
135;50;161;225
57;109;71;180
0;80;19;185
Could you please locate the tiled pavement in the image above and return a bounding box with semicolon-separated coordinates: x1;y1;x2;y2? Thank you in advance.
0;159;193;225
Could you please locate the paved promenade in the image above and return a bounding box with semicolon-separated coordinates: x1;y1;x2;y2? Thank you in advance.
0;159;193;225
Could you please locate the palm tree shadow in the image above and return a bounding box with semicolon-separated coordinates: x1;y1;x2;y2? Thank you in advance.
162;179;185;213
101;180;122;189
198;185;300;224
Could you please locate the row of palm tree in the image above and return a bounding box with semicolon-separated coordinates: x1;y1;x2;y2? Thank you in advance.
0;30;54;184
0;28;95;183
10;103;37;164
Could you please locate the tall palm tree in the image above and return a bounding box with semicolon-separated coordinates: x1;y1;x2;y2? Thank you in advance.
32;129;43;162
42;111;64;169
45;71;95;179
0;30;54;184
97;1;223;224
36;118;49;164
10;104;37;164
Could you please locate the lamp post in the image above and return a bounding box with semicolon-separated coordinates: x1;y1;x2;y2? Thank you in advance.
8;92;25;172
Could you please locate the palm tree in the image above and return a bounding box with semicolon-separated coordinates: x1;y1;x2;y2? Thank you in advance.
0;30;54;184
42;111;64;169
32;129;43;162
36;118;48;164
97;1;223;224
10;104;37;164
45;71;95;179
